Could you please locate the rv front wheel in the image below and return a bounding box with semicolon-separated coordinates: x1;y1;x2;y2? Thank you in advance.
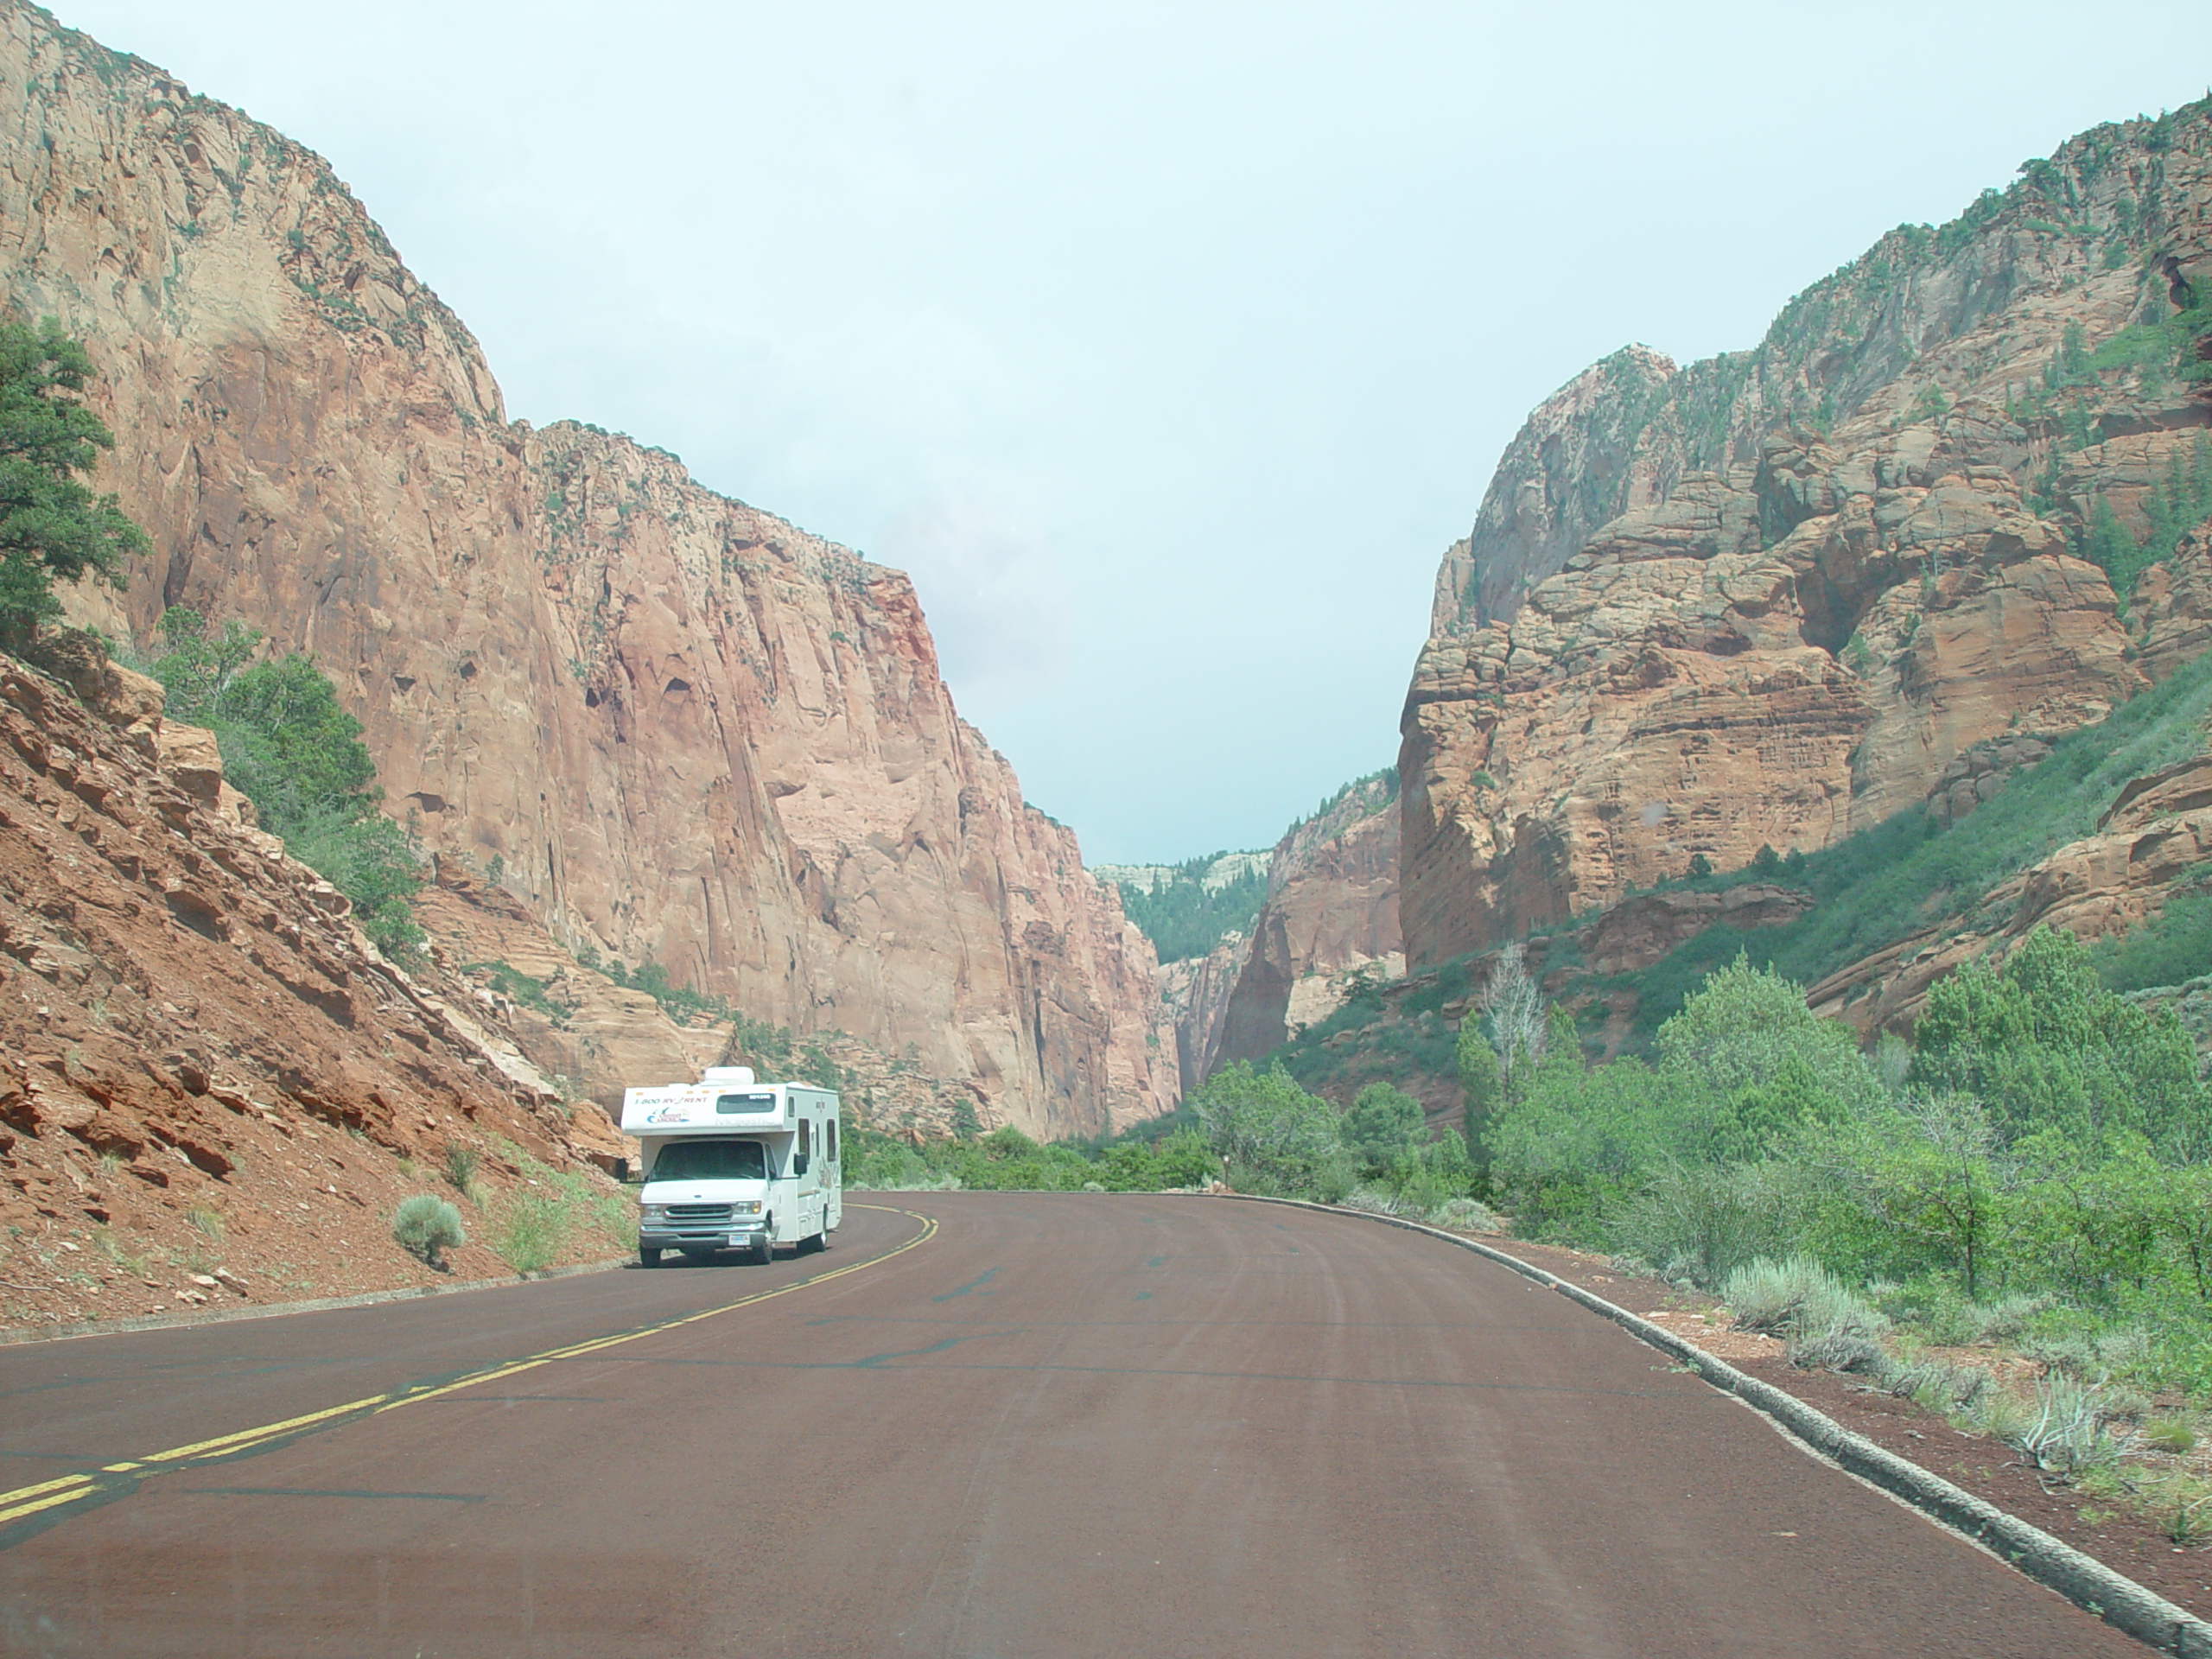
639;1246;662;1268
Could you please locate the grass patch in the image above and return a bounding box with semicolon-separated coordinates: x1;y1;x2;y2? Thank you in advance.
489;1191;567;1274
441;1141;480;1198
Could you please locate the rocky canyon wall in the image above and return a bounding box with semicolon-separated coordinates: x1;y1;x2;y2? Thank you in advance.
1212;773;1402;1067
1404;102;2212;968
0;2;1172;1138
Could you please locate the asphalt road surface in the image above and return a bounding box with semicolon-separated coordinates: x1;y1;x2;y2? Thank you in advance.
0;1192;2145;1657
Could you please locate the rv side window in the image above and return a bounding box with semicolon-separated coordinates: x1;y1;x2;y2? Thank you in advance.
795;1118;810;1176
827;1119;838;1161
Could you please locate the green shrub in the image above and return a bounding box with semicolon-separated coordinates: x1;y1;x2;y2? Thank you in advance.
847;1130;945;1191
2010;1376;2121;1475
1093;1127;1217;1192
1189;1062;1344;1197
1340;1083;1424;1173
1912;926;2207;1160
392;1195;465;1269
1615;1164;1808;1288
490;1136;634;1253
2149;1471;2212;1544
1786;1296;1891;1375
2142;1415;2197;1455
491;1190;569;1274
1965;1384;2036;1443
1724;1255;1840;1334
1432;1195;1504;1233
145;611;424;955
441;1141;480;1195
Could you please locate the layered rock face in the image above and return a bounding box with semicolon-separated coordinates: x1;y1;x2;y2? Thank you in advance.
1807;518;2212;1038
415;862;1032;1141
0;652;636;1325
1574;885;1815;978
0;3;1171;1138
1404;104;2212;967
1214;774;1402;1065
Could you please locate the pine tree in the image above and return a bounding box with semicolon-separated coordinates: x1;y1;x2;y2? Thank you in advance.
0;319;146;648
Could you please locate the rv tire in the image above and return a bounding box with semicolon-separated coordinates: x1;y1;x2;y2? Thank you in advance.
639;1246;663;1268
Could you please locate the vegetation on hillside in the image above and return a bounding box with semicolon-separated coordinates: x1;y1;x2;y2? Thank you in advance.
2081;431;2212;598
1107;768;1396;964
1107;851;1268;963
1488;932;2212;1414
0;318;146;649
143;608;426;956
1296;766;1398;829
1248;627;2212;1116
1578;640;2212;1042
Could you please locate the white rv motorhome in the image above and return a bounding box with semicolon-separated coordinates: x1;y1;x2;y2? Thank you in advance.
619;1066;842;1267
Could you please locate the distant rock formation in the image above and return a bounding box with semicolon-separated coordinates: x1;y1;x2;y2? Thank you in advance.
1213;773;1402;1068
1403;101;2212;969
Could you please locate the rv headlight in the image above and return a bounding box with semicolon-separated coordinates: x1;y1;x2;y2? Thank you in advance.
639;1204;669;1223
732;1200;763;1216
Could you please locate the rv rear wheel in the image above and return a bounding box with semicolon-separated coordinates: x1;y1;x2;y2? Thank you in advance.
639;1246;662;1268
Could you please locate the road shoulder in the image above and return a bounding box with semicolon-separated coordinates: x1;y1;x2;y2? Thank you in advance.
1210;1192;2212;1659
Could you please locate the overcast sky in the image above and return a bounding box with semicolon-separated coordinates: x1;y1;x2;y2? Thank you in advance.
53;2;2212;863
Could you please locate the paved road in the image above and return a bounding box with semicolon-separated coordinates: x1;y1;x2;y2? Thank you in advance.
0;1193;2141;1657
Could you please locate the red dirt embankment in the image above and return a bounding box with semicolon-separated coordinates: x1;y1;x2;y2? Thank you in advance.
0;652;632;1332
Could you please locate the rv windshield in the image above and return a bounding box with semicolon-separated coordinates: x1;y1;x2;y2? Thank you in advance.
649;1139;768;1182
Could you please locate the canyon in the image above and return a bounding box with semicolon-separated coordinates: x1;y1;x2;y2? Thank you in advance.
4;0;2210;1187
0;0;1172;1141
1127;777;1403;1094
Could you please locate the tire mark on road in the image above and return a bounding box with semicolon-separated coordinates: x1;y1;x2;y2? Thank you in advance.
931;1266;1000;1302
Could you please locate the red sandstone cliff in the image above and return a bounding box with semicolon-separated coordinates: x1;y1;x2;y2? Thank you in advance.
1404;102;2212;968
0;3;1172;1138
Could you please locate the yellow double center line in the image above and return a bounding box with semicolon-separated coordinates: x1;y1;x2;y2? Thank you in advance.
0;1205;936;1536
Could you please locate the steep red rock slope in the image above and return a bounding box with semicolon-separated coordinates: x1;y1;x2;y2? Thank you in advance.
0;3;1171;1137
0;651;637;1331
